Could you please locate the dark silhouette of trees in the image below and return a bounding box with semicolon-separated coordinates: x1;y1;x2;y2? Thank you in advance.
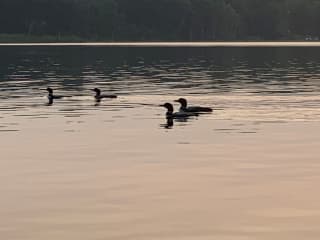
0;0;319;41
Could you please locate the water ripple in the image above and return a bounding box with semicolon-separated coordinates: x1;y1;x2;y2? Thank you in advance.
0;46;320;130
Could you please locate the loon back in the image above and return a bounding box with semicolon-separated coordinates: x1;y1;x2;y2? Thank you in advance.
175;98;212;112
161;102;197;118
182;106;213;112
92;88;117;100
99;94;117;99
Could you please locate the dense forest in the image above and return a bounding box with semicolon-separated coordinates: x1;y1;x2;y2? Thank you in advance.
0;0;320;41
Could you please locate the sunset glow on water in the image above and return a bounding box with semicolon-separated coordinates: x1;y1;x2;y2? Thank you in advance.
1;44;320;239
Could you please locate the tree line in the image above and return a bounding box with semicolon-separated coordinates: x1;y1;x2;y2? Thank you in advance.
0;0;319;41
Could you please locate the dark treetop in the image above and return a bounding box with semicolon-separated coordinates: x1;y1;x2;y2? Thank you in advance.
1;0;319;41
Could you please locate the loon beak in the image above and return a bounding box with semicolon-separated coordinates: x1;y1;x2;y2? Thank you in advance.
174;99;179;102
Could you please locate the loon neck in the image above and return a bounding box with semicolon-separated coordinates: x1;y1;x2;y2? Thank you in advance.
165;104;174;113
166;111;174;118
166;110;173;115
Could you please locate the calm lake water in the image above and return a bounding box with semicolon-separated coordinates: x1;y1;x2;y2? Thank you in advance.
1;43;320;240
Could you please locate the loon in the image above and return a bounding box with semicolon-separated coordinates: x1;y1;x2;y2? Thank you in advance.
174;98;213;112
92;88;117;102
160;103;197;118
46;87;64;104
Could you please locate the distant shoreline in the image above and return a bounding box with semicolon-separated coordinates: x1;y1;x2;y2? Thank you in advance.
1;34;320;47
1;42;320;47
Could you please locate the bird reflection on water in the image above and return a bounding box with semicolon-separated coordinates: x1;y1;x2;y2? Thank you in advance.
161;117;174;129
160;116;194;129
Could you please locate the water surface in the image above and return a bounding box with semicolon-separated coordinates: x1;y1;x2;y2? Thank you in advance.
0;44;320;240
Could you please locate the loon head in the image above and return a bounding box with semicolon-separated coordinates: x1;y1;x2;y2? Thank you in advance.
174;98;187;108
92;88;101;96
46;87;53;94
160;102;174;114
